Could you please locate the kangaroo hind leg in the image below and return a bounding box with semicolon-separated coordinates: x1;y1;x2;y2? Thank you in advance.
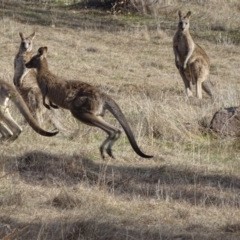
71;110;121;159
196;75;213;99
0;108;22;141
101;126;121;159
28;89;43;124
179;67;193;97
0;122;13;141
202;80;214;98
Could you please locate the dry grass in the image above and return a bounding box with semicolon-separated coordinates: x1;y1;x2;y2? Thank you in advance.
0;0;240;239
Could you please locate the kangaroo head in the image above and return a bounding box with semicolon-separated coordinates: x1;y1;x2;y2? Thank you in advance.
178;11;191;32
19;32;36;52
25;46;48;69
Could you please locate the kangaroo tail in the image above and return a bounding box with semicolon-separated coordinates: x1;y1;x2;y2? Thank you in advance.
105;94;153;158
4;81;58;137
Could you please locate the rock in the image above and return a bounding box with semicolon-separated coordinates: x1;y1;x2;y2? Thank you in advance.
210;106;240;137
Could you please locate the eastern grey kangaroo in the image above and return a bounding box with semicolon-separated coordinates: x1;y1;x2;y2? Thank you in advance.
13;32;72;134
0;78;58;141
13;31;44;122
173;11;213;99
25;47;153;159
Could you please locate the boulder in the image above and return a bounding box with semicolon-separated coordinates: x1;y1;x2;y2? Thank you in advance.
210;106;240;137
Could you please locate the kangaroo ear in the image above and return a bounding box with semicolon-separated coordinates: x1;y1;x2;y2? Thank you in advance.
19;32;24;40
43;46;48;56
38;47;44;56
178;10;182;19
29;32;36;40
38;46;48;57
186;11;191;18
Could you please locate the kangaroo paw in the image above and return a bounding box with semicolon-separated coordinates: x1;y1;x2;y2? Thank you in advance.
44;103;51;110
51;104;59;109
106;148;115;159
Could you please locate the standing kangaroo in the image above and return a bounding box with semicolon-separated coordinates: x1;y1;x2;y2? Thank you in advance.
173;10;213;99
13;32;72;134
0;78;58;141
13;31;44;122
25;47;153;159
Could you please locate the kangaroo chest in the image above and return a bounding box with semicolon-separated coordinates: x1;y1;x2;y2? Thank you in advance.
14;54;26;76
47;84;69;109
176;34;193;61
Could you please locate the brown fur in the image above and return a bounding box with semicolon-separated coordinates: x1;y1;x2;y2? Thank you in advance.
25;47;153;159
173;10;213;99
0;78;58;141
13;32;73;134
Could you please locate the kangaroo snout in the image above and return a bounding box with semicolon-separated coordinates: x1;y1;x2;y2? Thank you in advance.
21;42;30;50
25;60;35;68
179;22;184;30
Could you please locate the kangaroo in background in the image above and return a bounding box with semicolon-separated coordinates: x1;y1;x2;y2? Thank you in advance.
13;31;73;135
14;32;36;87
25;47;153;159
0;78;58;141
173;10;213;99
13;31;44;123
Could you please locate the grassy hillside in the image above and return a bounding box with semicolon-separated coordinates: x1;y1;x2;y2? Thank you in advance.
0;0;240;239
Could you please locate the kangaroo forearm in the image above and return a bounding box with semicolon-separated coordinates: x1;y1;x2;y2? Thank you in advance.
184;44;194;67
43;95;50;109
50;101;59;109
173;47;180;68
185;51;192;64
173;47;178;60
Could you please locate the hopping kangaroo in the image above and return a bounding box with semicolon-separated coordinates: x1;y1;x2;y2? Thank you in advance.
173;11;213;99
0;78;58;141
13;32;72;134
25;47;153;159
